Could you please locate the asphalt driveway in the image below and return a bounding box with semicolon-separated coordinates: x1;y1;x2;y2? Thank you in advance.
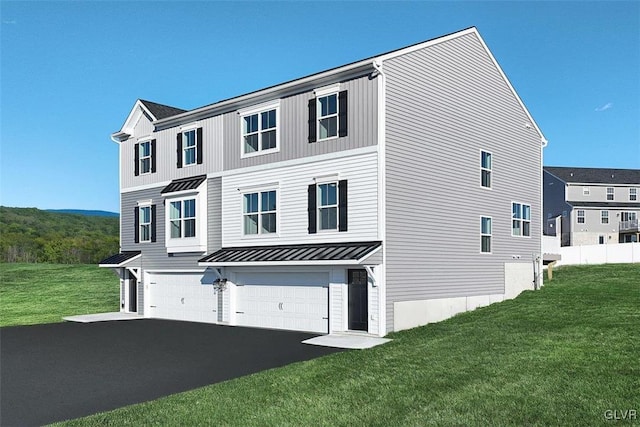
0;320;342;426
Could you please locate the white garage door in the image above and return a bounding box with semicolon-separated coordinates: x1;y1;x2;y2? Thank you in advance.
235;272;329;333
147;272;219;324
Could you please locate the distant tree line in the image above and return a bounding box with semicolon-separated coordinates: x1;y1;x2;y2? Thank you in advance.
0;207;119;264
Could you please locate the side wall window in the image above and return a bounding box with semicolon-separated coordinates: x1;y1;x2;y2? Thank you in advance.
481;151;492;188
512;202;531;237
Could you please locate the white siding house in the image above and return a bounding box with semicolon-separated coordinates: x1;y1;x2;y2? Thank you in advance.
101;27;546;336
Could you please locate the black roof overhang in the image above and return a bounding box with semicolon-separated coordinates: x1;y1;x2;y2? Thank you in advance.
161;175;207;194
199;241;382;266
99;251;141;267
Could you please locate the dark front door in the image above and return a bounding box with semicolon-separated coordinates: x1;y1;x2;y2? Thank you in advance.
129;278;137;313
348;269;368;331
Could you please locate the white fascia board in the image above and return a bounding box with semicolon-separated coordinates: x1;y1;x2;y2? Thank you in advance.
145;268;208;274
113;100;157;141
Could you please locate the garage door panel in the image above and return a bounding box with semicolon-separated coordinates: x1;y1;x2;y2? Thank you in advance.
235;273;329;334
147;273;218;324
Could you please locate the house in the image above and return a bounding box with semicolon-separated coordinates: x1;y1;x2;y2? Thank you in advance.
100;27;546;337
543;167;640;246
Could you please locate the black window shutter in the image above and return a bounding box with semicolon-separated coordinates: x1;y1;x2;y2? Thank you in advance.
176;133;183;168
308;184;317;234
134;207;140;243
308;98;317;143
150;139;157;173
338;180;348;231
338;90;348;137
134;143;140;176
196;127;203;164
150;205;157;243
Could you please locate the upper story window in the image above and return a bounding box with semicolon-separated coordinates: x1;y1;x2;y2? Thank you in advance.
607;187;614;201
177;127;203;168
481;216;492;253
601;210;609;224
134;139;156;176
583;187;590;196
481;151;492;188
512;202;531;237
134;203;156;243
577;209;585;224
308;179;348;233
170;198;196;238
240;102;279;157
621;211;637;222
243;190;277;235
308;85;348;143
630;188;637;201
161;175;208;253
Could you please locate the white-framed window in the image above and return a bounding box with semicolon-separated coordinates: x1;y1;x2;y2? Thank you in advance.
241;102;279;156
243;190;277;235
170;198;196;238
512;202;531;237
601;210;609;224
139;140;152;174
481;216;492;253
182;129;197;166
630;188;637;201
577;209;585;224
481;151;492;189
318;93;338;140
599;235;605;245
621;211;637;222
318;182;338;230
583;186;590;196
607;187;614;201
139;205;152;242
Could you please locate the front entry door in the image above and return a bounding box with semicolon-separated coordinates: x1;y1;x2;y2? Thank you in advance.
128;277;137;313
348;269;368;331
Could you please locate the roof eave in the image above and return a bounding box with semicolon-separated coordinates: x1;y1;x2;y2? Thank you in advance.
154;62;376;129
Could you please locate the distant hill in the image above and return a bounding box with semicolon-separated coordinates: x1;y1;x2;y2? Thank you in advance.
46;209;119;217
0;206;119;264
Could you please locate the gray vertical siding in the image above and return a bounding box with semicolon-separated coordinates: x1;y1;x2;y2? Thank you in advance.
223;74;378;170
383;32;542;332
121;115;223;190
121;177;222;270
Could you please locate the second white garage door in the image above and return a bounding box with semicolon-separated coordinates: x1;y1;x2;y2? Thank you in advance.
235;272;329;333
146;272;219;324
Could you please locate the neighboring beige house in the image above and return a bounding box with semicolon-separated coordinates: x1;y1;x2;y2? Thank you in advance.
544;167;640;246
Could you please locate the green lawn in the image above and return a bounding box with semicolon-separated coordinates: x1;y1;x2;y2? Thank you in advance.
0;263;119;327
52;264;639;426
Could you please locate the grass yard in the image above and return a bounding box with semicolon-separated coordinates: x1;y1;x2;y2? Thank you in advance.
0;263;119;327
54;263;639;426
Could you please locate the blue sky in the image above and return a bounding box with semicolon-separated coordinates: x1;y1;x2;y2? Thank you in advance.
1;1;638;213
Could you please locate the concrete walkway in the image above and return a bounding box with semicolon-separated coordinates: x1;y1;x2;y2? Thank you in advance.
303;334;391;349
63;312;143;323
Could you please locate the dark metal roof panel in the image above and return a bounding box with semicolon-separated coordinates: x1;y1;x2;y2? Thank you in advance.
99;251;141;266
199;241;382;264
161;175;207;194
545;167;640;185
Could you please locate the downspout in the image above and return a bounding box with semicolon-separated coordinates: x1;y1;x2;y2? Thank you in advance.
372;59;387;336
